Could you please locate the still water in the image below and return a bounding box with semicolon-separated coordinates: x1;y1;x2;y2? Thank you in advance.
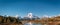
24;22;42;25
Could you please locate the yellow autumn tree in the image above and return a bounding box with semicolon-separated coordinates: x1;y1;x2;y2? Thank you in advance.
0;16;3;23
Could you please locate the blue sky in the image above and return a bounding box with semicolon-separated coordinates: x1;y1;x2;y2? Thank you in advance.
0;0;60;17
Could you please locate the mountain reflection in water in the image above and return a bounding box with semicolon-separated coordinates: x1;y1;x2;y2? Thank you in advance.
24;22;42;25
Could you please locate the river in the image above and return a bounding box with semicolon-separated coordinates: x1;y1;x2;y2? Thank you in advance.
24;22;42;25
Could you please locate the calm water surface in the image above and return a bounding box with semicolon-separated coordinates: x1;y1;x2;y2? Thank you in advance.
24;22;42;25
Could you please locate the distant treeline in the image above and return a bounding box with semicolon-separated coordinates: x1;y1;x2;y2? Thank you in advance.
0;15;22;24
